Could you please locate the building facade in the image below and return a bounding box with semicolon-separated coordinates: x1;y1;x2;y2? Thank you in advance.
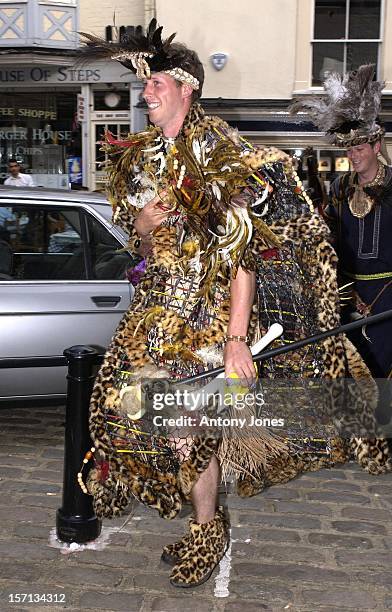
0;0;147;189
1;0;391;189
157;0;392;189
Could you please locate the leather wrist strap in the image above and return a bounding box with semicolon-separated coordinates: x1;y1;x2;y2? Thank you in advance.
134;231;154;249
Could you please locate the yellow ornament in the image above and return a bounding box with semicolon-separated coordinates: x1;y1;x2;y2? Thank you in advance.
224;364;258;404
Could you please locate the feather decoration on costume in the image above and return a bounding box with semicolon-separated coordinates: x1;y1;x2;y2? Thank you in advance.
290;64;385;146
206;206;253;264
101;103;286;304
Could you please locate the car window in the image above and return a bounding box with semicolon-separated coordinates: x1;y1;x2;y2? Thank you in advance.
85;212;132;280
0;204;85;280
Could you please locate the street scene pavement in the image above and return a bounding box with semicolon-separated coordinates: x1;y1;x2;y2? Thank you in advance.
0;404;392;612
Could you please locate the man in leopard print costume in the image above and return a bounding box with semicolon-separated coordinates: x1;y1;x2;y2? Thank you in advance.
80;23;391;589
80;19;287;588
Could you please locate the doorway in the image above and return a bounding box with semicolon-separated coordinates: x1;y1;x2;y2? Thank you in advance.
90;121;130;191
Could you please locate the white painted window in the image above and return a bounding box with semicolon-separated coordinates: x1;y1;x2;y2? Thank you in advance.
312;0;383;86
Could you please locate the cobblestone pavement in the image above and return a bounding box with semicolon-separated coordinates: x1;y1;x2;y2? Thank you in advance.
0;405;392;612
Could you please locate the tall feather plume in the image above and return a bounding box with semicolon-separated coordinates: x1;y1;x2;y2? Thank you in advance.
77;18;177;74
290;64;385;144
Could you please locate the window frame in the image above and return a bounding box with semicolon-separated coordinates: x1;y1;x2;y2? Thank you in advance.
0;203;87;281
79;209;92;280
0;199;131;283
80;207;133;282
311;0;385;85
38;0;77;5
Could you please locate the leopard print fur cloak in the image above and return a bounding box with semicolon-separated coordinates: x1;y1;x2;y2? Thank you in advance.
234;213;392;497
87;104;290;520
86;104;391;519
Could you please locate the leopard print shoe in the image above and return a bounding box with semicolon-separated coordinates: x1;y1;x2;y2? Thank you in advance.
169;507;228;588
161;514;203;566
161;532;192;566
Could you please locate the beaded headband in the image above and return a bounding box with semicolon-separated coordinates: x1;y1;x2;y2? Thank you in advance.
111;52;200;90
163;67;200;91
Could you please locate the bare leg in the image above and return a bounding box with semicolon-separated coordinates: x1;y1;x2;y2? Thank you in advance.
169;453;227;586
191;454;219;523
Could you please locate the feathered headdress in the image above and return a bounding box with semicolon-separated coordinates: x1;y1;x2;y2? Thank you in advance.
79;18;201;91
290;64;385;147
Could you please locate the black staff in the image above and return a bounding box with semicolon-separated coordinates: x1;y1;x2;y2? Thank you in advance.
177;309;392;385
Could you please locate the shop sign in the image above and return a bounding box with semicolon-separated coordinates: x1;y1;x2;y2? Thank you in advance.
0;128;71;142
0;106;56;120
0;64;135;86
77;94;86;122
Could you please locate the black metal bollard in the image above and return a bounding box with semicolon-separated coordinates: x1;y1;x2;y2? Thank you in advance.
56;345;104;544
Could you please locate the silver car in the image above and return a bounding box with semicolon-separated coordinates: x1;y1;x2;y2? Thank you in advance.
0;187;134;401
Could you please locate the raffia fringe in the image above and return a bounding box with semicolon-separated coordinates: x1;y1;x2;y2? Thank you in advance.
217;405;288;482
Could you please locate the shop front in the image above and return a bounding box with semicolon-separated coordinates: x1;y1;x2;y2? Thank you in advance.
0;61;145;190
203;99;392;196
0;91;78;188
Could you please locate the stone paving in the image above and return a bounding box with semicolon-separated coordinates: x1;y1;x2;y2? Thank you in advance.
0;404;392;611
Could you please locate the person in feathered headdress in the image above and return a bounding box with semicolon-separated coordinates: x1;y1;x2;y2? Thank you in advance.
78;25;392;588
78;18;292;588
291;64;392;422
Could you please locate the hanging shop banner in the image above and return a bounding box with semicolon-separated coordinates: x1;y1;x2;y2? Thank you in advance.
77;94;86;123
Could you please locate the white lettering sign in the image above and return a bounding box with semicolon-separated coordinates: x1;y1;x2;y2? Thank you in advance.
77;94;86;122
0;64;135;86
93;111;130;120
0;129;71;141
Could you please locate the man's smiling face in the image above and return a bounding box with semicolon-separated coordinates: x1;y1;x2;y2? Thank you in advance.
143;72;186;134
346;142;379;175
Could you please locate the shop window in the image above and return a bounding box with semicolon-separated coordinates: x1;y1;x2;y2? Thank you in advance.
285;147;348;197
312;0;382;86
105;25;143;43
93;123;130;191
0;92;80;189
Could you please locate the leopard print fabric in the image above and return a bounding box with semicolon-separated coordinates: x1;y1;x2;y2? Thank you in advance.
88;129;390;522
236;212;391;497
169;507;228;587
88;119;255;518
